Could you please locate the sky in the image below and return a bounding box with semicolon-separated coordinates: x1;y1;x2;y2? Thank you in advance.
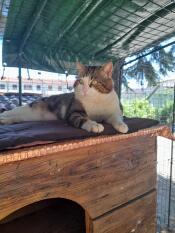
0;38;175;88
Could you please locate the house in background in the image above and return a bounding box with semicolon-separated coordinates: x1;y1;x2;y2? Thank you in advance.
0;76;75;96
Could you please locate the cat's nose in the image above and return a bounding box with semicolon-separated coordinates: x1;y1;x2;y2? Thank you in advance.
83;85;88;96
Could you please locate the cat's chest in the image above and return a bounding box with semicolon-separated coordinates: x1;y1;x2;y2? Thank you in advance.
83;101;107;119
80;94;117;121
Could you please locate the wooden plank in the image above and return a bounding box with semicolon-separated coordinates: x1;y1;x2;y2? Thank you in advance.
93;191;156;233
85;211;93;233
0;135;156;220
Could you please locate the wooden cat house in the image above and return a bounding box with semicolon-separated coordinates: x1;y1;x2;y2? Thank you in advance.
1;0;175;232
0;120;172;233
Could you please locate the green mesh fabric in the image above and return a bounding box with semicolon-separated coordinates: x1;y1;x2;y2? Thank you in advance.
2;0;175;73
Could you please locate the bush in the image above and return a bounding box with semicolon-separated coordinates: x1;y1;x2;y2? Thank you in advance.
122;99;156;119
155;102;173;124
122;98;174;124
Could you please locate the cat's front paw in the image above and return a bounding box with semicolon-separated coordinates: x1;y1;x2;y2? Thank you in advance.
114;122;128;134
91;122;104;133
82;120;104;133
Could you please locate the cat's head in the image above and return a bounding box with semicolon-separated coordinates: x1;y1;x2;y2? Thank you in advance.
74;62;113;97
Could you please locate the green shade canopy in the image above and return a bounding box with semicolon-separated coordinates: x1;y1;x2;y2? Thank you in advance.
2;0;175;74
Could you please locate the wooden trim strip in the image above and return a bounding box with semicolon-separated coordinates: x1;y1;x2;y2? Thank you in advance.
0;126;173;165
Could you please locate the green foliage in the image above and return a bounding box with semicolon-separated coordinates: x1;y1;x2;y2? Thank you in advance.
124;57;159;86
122;98;173;124
123;44;175;87
123;99;156;118
155;102;173;124
151;47;175;76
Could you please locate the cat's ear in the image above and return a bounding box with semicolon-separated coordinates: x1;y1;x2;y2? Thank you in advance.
102;62;113;77
76;62;87;76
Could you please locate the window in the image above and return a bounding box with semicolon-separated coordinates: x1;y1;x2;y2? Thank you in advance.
12;84;18;90
24;84;32;90
36;85;41;90
48;85;52;91
58;86;62;91
0;84;5;89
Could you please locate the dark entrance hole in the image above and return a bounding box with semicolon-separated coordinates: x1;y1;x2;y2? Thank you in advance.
0;198;86;233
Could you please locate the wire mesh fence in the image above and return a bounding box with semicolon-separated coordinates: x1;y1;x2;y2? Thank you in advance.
121;63;175;232
2;0;175;73
121;81;174;125
157;137;175;232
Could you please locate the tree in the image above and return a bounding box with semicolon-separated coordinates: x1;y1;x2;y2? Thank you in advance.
123;43;175;87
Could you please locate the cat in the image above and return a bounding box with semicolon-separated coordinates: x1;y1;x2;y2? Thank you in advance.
0;62;128;134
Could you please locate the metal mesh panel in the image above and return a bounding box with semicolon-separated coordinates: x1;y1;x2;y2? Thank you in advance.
2;0;175;73
121;60;175;232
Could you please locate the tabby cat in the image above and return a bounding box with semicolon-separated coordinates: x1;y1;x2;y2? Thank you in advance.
0;62;128;133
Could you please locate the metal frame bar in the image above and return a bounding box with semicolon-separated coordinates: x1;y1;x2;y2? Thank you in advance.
167;83;175;229
18;55;22;106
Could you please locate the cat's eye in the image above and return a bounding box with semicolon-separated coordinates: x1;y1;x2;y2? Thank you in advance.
79;79;84;85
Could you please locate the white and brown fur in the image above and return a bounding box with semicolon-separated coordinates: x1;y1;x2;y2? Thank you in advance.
0;62;128;134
